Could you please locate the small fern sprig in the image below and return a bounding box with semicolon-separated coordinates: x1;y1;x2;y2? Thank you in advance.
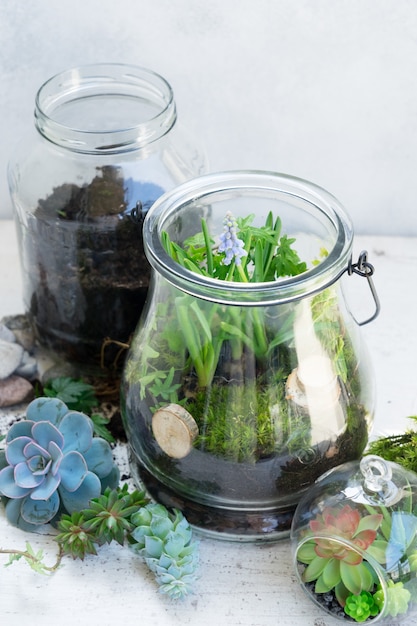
1;541;63;574
129;503;199;600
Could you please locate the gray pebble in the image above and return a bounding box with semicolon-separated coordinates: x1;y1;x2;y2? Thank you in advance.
41;362;81;385
15;351;38;379
0;339;24;379
1;314;34;351
0;323;16;343
0;375;34;407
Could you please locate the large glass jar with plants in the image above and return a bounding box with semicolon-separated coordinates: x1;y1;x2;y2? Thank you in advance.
121;171;379;541
8;63;206;372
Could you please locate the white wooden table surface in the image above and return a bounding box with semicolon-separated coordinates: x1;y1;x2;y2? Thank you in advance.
1;219;417;626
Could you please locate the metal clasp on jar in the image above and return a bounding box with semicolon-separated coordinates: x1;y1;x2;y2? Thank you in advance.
346;250;381;326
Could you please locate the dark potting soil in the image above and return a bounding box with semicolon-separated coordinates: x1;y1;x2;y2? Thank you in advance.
303;582;353;621
125;396;369;537
26;167;164;370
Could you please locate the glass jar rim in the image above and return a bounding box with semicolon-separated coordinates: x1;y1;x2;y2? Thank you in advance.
34;63;176;154
143;170;354;306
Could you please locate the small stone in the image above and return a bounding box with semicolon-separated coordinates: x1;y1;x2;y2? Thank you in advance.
0;375;34;407
0;339;24;379
0;323;16;343
41;361;81;385
1;314;35;351
15;351;38;379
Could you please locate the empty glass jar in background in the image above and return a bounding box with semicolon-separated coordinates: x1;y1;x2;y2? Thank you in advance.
121;171;380;541
8;63;206;372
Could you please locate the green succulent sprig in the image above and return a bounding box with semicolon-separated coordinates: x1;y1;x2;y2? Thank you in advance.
344;590;379;622
374;580;411;618
56;487;199;598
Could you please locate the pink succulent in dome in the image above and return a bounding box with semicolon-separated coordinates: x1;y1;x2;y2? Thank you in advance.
310;504;383;565
297;503;385;604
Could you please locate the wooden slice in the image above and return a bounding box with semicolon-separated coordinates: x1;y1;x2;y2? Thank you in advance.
152;403;199;459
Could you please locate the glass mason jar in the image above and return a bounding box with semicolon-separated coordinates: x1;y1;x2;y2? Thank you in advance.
121;171;379;541
8;63;206;371
291;455;417;623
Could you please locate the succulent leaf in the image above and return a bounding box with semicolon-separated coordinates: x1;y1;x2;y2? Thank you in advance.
6;435;34;464
58;451;88;492
144;535;165;558
303;555;327;583
60;411;93;453
83;437;115;478
5;421;34;442
14;461;46;488
59;471;101;513
26;397;68;425
340;561;365;596
321;557;341;589
30;472;61;500
31;421;64;451
0;465;31;498
21;491;60;524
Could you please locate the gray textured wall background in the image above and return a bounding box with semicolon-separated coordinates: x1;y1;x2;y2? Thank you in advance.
1;0;416;235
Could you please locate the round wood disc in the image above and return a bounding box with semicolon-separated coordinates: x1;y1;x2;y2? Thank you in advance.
152;403;199;459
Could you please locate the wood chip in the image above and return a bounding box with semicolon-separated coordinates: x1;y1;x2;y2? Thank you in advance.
152;403;198;459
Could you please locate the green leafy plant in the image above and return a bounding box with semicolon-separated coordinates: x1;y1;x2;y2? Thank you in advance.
367;416;417;473
43;377;98;413
160;212;307;389
42;376;115;443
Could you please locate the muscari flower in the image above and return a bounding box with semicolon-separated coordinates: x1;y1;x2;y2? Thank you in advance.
218;211;247;266
0;397;119;531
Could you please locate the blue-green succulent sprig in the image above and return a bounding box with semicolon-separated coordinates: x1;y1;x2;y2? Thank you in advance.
130;503;199;600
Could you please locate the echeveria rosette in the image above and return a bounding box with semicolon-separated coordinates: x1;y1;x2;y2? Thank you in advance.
297;504;385;606
0;397;119;531
374;580;411;618
344;590;379;622
130;503;199;600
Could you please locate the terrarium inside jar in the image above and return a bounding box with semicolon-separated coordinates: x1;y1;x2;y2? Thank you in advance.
121;171;378;541
8;63;206;371
291;455;417;623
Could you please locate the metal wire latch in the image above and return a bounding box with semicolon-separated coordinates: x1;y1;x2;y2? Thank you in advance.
346;250;380;326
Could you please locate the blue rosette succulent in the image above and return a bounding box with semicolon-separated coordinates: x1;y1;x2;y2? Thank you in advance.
0;397;119;531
